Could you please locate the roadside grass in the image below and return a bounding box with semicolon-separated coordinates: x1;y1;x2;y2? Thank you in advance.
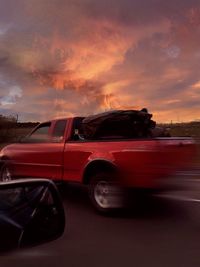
0;127;33;150
14;127;33;139
159;122;200;138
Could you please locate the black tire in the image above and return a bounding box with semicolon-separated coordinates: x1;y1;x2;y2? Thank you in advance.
89;172;123;213
0;164;13;182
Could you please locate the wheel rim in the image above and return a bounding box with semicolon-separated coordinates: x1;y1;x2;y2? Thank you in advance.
1;167;12;182
94;181;122;209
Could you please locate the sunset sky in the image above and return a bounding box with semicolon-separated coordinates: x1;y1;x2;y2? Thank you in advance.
0;0;200;122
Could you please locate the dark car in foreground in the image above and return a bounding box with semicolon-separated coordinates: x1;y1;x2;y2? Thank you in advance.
0;179;65;252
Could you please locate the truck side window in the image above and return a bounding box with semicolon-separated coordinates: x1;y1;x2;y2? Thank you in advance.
71;117;85;141
52;120;67;141
28;123;51;142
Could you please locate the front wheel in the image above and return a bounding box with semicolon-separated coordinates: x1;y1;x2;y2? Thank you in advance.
89;172;124;213
0;164;13;182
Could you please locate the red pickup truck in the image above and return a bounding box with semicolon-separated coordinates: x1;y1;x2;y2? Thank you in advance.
0;110;196;212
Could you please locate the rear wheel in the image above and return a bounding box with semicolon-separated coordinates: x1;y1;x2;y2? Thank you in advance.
0;165;12;182
89;172;123;213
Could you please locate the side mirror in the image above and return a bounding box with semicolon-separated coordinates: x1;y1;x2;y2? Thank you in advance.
0;179;65;252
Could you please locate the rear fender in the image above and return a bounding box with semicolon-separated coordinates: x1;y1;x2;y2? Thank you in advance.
82;160;117;184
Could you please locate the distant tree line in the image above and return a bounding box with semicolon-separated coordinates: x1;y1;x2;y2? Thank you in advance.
16;122;40;128
158;121;200;138
0;114;39;143
0;114;18;142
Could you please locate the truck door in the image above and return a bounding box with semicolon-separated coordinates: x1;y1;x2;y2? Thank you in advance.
12;120;67;180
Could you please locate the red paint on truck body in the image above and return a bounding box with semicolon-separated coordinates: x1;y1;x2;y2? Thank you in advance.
0;117;197;188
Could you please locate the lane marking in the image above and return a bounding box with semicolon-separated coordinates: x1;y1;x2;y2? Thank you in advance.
155;194;200;203
171;178;200;182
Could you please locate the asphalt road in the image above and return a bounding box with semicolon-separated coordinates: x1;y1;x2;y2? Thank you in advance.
1;176;200;267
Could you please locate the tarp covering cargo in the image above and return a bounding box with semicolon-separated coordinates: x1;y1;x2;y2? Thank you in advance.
82;110;156;139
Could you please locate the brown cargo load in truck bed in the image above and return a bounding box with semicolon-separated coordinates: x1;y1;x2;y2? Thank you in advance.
82;109;156;139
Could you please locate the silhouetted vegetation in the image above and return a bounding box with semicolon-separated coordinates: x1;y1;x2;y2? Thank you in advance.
0;114;39;143
158;121;200;138
0;114;18;142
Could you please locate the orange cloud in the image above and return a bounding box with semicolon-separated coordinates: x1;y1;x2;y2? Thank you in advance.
0;1;200;123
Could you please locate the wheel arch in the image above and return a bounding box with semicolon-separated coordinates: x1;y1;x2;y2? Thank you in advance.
0;156;10;169
82;160;117;185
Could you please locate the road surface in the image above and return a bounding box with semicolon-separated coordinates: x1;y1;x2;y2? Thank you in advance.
1;175;200;267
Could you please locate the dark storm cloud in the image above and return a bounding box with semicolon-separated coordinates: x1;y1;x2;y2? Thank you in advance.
82;0;200;27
